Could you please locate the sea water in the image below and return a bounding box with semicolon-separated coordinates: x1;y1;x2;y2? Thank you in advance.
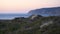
0;13;55;19
0;14;30;19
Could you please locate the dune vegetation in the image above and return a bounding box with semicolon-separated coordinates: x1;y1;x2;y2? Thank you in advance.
0;15;60;34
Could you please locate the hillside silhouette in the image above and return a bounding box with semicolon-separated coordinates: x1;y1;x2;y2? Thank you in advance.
29;7;60;16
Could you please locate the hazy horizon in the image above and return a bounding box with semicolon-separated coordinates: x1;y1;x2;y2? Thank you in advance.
0;0;60;14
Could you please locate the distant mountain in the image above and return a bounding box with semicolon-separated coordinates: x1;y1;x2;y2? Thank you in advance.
28;7;60;16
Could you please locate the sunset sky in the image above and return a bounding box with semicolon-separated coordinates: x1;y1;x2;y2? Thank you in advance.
0;0;60;14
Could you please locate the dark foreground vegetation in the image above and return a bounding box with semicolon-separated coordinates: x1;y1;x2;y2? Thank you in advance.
0;15;60;34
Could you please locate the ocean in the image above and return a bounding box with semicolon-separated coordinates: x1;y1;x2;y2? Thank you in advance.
0;14;30;19
0;14;54;19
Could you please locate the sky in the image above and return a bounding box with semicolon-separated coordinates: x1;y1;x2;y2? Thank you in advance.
0;0;60;14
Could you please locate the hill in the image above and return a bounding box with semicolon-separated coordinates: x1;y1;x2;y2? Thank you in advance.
28;7;60;16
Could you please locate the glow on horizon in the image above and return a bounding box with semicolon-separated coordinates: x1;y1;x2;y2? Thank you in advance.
0;0;60;13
